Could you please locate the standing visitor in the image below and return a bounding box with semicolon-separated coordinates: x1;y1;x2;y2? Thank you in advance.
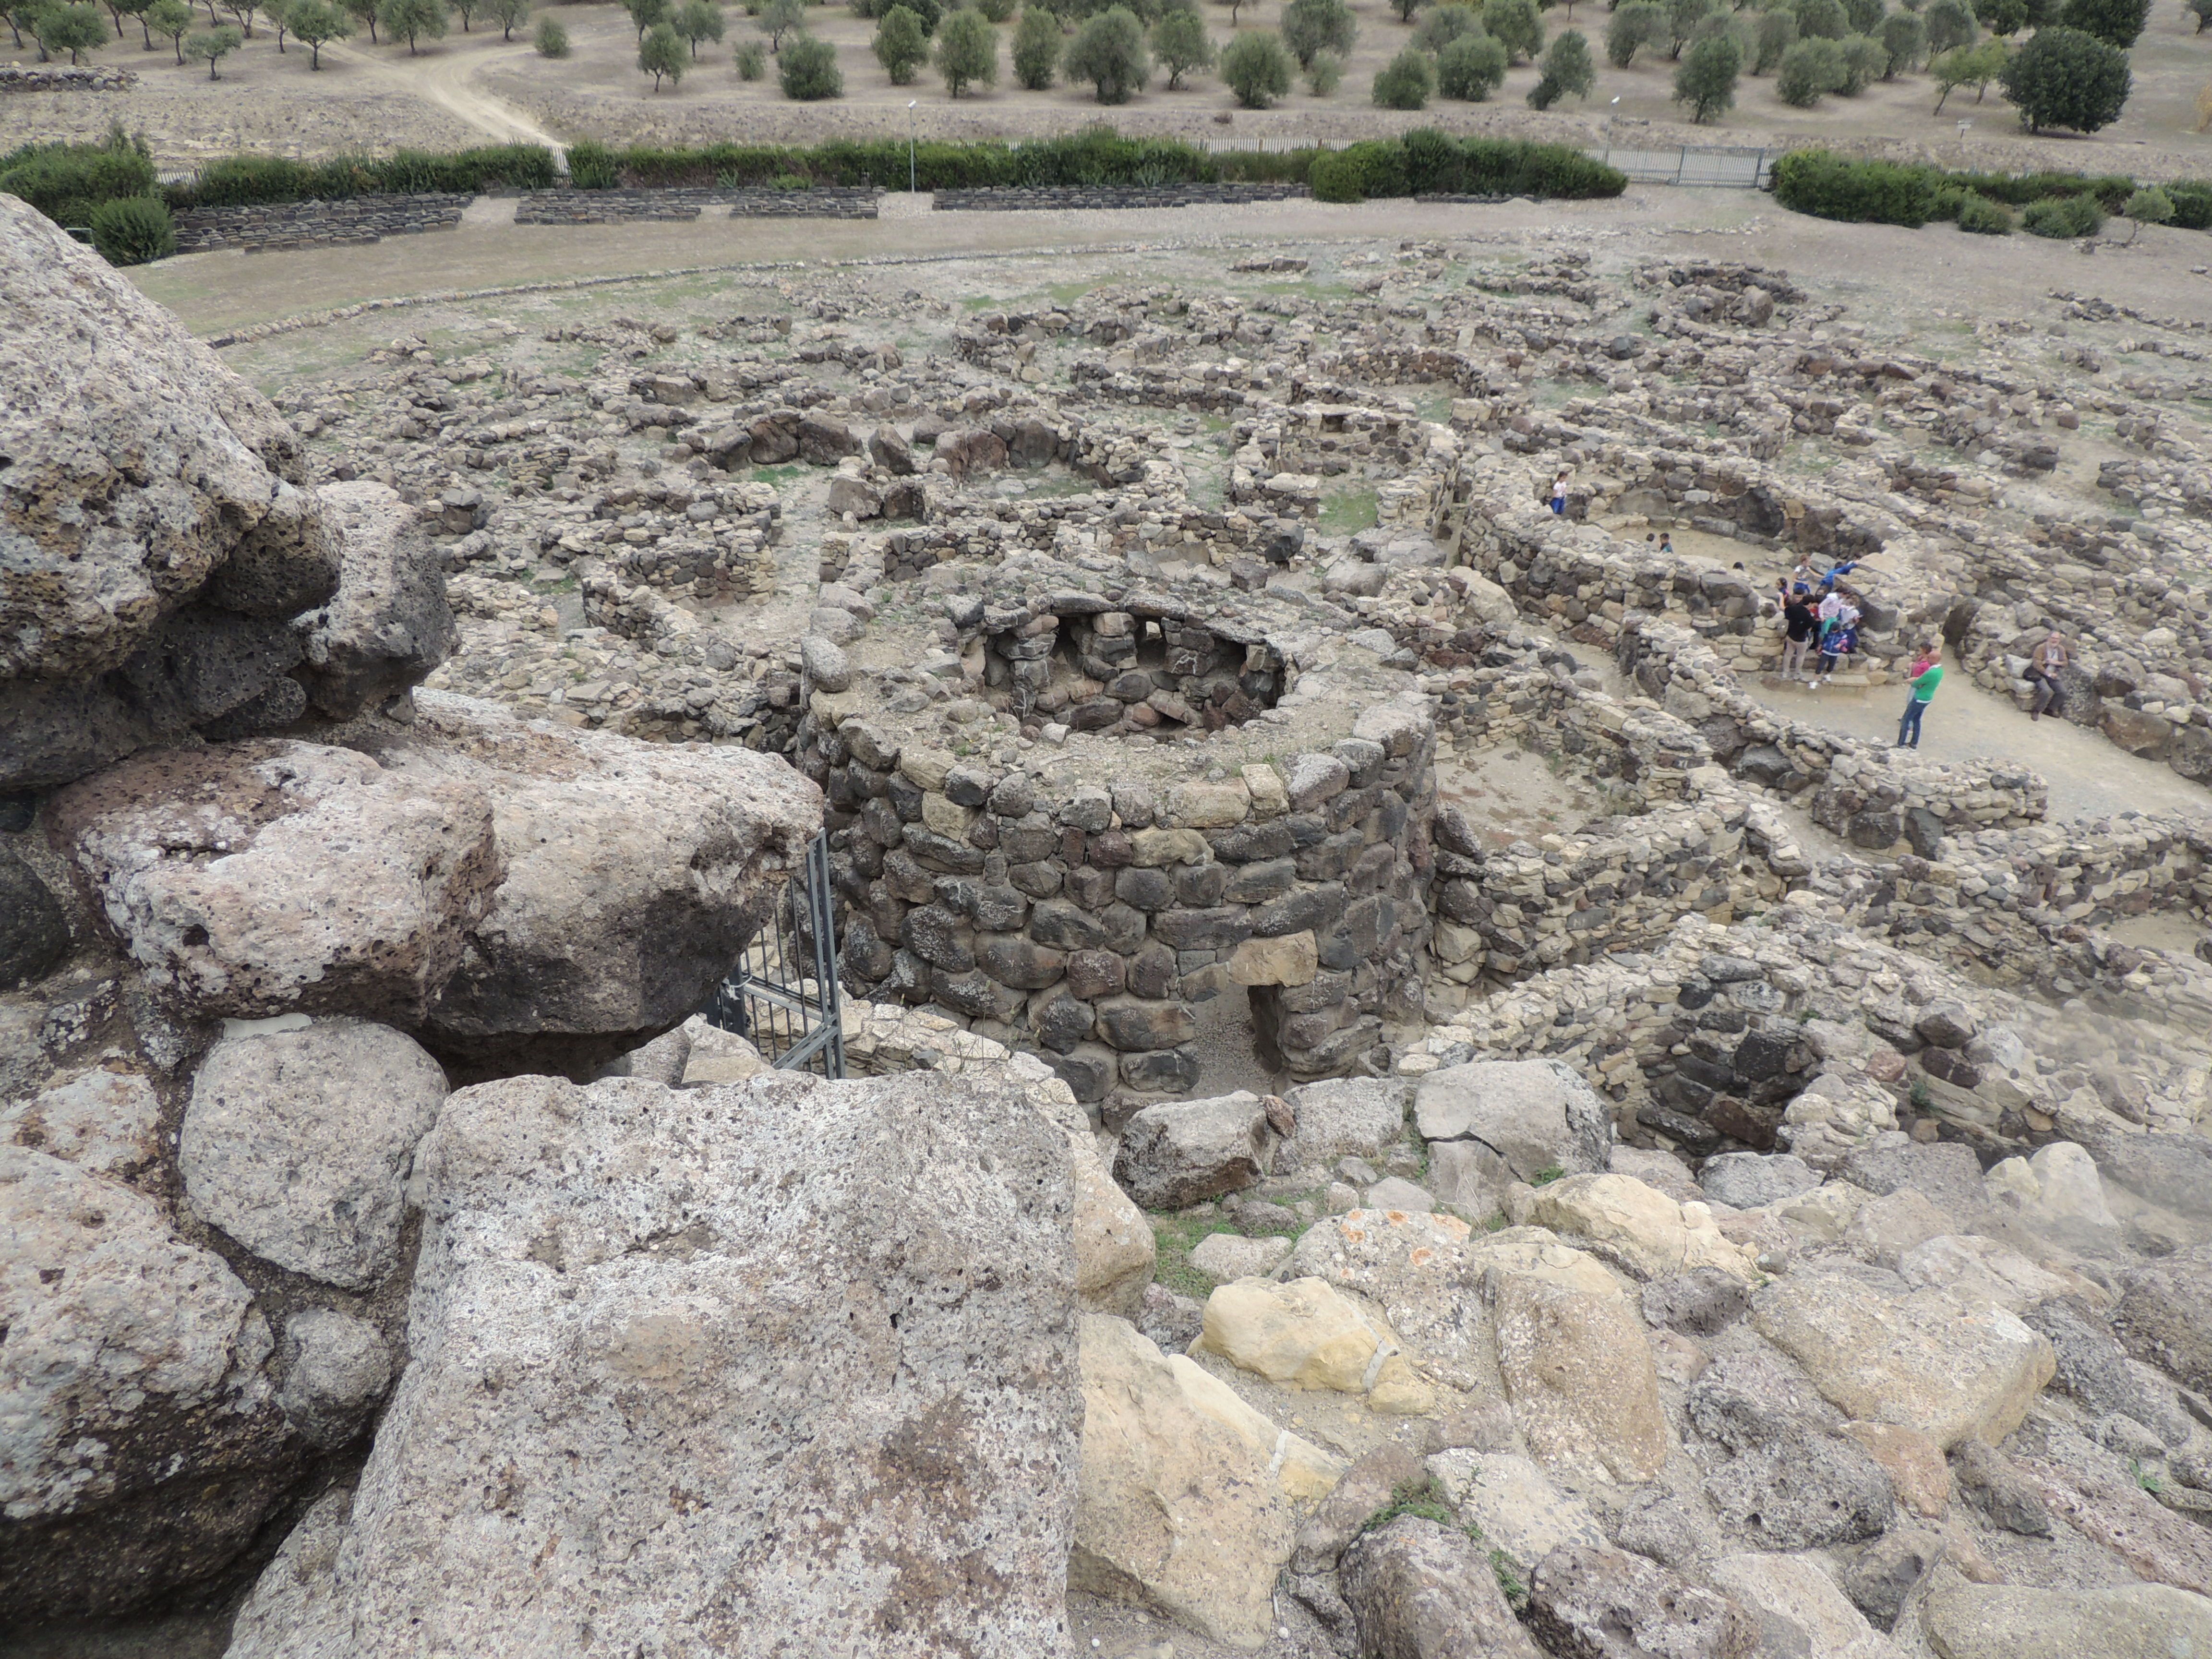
1550;469;1570;515
1780;585;1818;681
1899;644;1943;749
2028;631;2069;721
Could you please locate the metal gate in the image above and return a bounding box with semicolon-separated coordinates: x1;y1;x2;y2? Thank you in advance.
705;830;845;1079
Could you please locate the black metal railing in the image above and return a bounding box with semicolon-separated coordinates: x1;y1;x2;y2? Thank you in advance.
705;830;844;1079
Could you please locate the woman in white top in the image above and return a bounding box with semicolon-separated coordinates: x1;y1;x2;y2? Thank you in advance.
2029;632;2068;721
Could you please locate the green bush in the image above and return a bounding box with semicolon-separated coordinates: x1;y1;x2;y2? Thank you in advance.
566;140;621;188
1219;25;1291;102
1528;27;1593;102
1410;0;1478;48
0;136;157;228
1062;4;1149;98
1303;48;1340;91
1401;125;1462;192
1999;24;2129;133
1482;0;1540;55
1750;7;1795;69
1011;4;1060;81
779;31;844;94
1770;147;1942;223
1834;29;1883;89
1435;30;1506;95
1148;3;1213;85
935;4;998;90
2165;181;2212;230
1775;35;1842;99
1310;149;1367;203
1280;0;1352;62
1796;0;1846;31
733;36;767;71
533;13;567;50
1371;43;1435;106
88;194;175;264
172;144;557;206
1922;0;1973;46
1673;28;1740;118
2057;0;2147;44
2022;191;2103;236
1309;138;1406;201
874;2;928;76
1606;0;1662;64
1954;190;2013;232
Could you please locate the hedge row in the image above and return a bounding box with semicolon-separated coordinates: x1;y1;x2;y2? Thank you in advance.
169;144;562;209
1771;148;2212;232
1312;131;1627;204
0;135;157;229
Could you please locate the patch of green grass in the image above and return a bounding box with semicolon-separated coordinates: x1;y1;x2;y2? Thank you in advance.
752;464;804;485
1361;1476;1463;1536
1149;1212;1238;1299
1909;1077;1932;1112
1530;1166;1564;1187
2132;1459;2165;1495
1320;486;1378;537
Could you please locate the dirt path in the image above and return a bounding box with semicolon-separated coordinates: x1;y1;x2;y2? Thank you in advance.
319;35;566;152
1743;670;2212;825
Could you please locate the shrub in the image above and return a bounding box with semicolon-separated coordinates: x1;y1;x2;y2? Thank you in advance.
1835;29;1883;88
2121;183;2173;239
874;3;926;74
1929;36;2001;107
1437;29;1506;93
1769;147;1942;222
1411;0;1478;48
1840;0;1881;28
1673;27;1739;117
1605;0;1661;63
147;0;197;57
733;35;766;69
1922;0;1972;49
1371;42;1435;104
566;140;620;186
1062;3;1148;96
288;0;355;61
934;4;997;89
1796;0;1846;32
1218;24;1290;97
639;20;688;83
0;137;156;227
486;0;528;36
779;30;843;90
533;12;566;49
757;0;805;41
1482;0;1539;55
1280;0;1352;62
1010;4;1058;80
1527;27;1592;100
2166;180;2212;229
1750;6;1793;67
37;1;109;61
1303;46;1340;87
1401;125;1462;190
1149;2;1213;83
1879;9;1921;70
2057;0;2146;43
1309;137;1407;200
89;193;174;264
1954;190;2013;231
1999;24;2128;132
2021;191;2102;236
1774;33;1841;98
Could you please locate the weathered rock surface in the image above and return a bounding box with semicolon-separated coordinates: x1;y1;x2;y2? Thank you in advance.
1339;1515;1548;1659
1;197;337;791
1493;1269;1670;1483
1751;1270;2056;1450
2111;1245;2212;1395
1416;1059;1613;1216
180;1019;447;1289
1526;1173;1759;1283
1273;1076;1407;1172
1112;1090;1272;1209
227;1069;1080;1658
50;740;502;1024
0;846;72;989
1425;1450;1608;1568
0;1146;297;1624
275;1310;393;1450
293;481;457;716
1073;1312;1340;1649
1527;1539;1755;1658
1919;1581;2212;1659
1;1060;162;1179
1708;1551;1898;1659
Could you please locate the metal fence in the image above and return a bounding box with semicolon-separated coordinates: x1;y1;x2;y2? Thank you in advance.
1595;146;1775;188
704;830;845;1079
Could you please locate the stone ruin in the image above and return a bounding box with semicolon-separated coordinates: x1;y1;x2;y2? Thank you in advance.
9;193;2212;1659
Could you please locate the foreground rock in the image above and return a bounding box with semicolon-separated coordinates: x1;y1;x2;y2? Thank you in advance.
1074;1312;1341;1648
1919;1580;2212;1658
226;1069;1081;1658
1;197;336;791
1416;1059;1613;1218
1339;1515;1546;1659
0;1146;297;1625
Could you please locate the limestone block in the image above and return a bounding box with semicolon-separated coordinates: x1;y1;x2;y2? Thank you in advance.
1113;1091;1272;1209
1228;930;1318;987
1493;1269;1670;1483
1424;1450;1607;1569
1199;1275;1383;1392
1189;1231;1295;1283
1920;1582;2212;1659
1527;1174;1760;1283
1;1063;161;1180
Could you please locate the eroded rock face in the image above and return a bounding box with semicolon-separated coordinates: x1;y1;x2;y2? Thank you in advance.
349;692;821;1070
227;1069;1080;1659
1339;1515;1547;1659
49;740;503;1025
0;197;337;791
293;481;457;718
180;1019;448;1289
0;1146;299;1625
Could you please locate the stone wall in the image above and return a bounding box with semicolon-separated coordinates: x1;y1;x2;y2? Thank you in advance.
514;186;880;224
932;183;1309;211
0;65;135;91
172;194;472;254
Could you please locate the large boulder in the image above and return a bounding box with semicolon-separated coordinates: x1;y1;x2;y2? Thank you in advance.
48;739;503;1026
0;1146;299;1624
1273;1076;1407;1172
1493;1269;1670;1483
225;1068;1082;1658
180;1019;448;1289
1919;1582;2212;1659
1750;1271;2055;1451
1527;1540;1756;1659
1073;1312;1341;1649
1525;1173;1759;1283
292;481;457;717
355;692;821;1071
1111;1090;1273;1209
0;196;338;791
1416;1059;1613;1218
2111;1245;2212;1395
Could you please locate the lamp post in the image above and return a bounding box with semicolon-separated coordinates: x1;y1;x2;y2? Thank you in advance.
908;99;917;195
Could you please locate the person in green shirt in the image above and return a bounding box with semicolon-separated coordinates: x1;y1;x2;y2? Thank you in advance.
1899;645;1943;749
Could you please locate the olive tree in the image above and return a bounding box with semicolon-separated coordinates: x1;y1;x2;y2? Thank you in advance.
1150;0;1212;82
1672;24;1739;115
1217;23;1289;98
934;3;995;89
1061;2;1148;97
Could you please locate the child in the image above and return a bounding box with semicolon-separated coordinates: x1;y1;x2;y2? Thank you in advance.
1899;645;1943;749
1819;616;1857;678
1550;470;1569;516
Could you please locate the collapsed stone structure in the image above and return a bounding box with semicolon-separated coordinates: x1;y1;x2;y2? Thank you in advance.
9;190;2212;1659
